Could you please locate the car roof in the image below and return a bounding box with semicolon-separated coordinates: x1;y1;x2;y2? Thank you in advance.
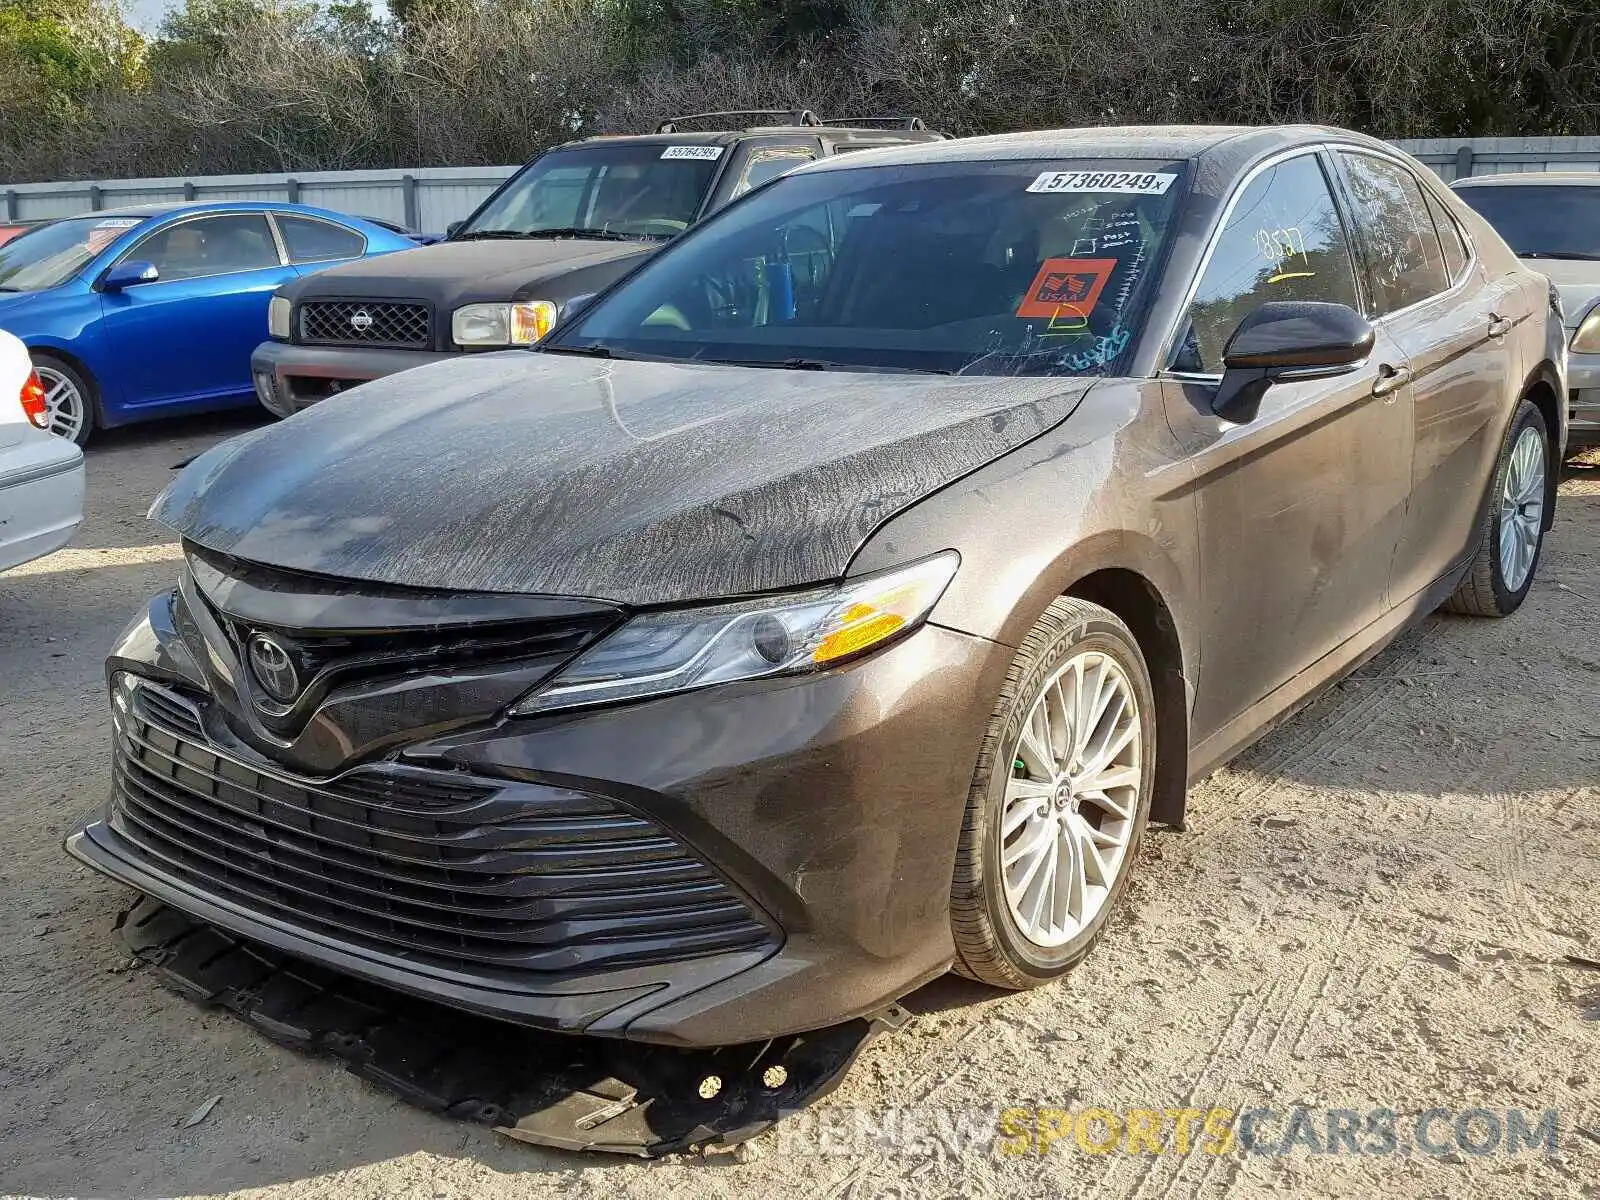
69;200;382;221
562;127;946;150
1452;171;1600;188
797;124;1393;173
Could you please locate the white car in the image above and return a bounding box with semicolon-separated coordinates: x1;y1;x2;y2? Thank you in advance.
0;329;84;571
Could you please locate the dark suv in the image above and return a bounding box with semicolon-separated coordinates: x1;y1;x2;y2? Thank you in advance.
250;111;945;415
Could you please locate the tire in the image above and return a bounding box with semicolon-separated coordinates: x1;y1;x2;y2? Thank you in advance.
951;597;1156;989
1444;398;1550;617
30;352;99;447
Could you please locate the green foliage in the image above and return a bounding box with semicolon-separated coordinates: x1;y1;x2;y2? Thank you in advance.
1;0;1598;182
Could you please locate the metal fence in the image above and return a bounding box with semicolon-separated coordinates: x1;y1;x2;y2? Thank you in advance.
1;165;520;232
1392;136;1600;180
6;136;1600;229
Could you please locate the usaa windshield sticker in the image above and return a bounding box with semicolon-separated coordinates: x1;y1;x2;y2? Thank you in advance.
1026;170;1177;196
1016;257;1117;320
661;145;725;161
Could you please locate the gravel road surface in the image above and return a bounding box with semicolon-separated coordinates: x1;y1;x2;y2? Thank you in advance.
2;414;1596;1198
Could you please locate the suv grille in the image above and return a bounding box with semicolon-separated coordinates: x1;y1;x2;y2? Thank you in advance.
108;678;774;976
299;301;431;349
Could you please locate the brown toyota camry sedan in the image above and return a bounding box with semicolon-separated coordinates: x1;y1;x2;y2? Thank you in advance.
71;127;1567;1052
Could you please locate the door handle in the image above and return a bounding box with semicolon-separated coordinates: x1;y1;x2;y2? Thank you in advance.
1487;313;1513;338
1371;364;1411;398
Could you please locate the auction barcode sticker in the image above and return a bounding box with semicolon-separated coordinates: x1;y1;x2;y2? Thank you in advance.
661;145;724;161
1026;170;1178;195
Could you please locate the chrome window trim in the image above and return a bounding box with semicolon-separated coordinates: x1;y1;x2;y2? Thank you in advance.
112;209;289;284
272;211;369;264
263;211;291;264
1417;186;1473;287
1155;144;1357;375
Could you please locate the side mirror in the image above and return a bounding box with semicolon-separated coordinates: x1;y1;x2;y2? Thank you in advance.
1213;301;1375;423
102;260;160;292
446;220;464;239
563;293;595;317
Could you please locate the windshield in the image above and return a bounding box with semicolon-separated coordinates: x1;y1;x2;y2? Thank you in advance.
1455;185;1600;260
459;143;723;241
549;158;1186;375
0;215;147;291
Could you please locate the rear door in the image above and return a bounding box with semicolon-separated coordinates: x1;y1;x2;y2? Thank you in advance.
97;213;297;407
1331;150;1519;605
1163;150;1414;742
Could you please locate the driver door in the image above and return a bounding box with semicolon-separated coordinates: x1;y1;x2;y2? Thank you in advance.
1163;150;1414;747
96;213;297;408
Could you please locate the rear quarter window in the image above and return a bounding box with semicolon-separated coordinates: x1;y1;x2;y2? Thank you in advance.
278;216;366;263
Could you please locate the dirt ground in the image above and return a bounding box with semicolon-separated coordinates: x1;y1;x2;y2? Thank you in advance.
1;413;1596;1199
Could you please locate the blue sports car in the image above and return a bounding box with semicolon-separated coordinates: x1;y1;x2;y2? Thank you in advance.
0;202;416;444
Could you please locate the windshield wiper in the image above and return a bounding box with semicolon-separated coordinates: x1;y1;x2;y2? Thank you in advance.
455;227;663;243
522;227;661;242
704;357;952;375
451;230;535;241
543;342;618;359
1519;250;1600;261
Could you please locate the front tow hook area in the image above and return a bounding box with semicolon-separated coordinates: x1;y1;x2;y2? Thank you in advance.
115;895;912;1157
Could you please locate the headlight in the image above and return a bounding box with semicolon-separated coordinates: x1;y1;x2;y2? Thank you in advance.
511;552;959;715
268;295;292;340
1572;306;1600;354
451;300;559;347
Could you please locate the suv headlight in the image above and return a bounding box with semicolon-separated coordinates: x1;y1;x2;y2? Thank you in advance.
1572;305;1600;354
268;295;292;340
452;300;558;347
511;552;959;715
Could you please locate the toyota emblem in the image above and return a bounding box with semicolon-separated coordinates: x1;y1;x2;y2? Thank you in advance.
247;633;300;704
349;308;374;333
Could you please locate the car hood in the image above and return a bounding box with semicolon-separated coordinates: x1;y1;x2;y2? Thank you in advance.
282;238;658;310
1527;258;1600;327
151;352;1092;604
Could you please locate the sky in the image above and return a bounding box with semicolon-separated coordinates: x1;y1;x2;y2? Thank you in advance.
126;0;392;32
127;0;173;31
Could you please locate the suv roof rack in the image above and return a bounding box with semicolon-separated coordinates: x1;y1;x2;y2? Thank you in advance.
656;110;821;134
820;116;930;131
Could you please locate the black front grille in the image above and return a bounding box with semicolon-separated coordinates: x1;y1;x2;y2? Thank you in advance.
299;301;430;349
181;544;621;725
109;680;774;977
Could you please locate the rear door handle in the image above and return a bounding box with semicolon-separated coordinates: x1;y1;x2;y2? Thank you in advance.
1372;364;1411;398
1488;314;1513;338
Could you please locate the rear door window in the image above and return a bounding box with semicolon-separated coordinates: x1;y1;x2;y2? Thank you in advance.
1173;153;1363;374
277;215;366;263
1336;152;1452;315
731;147;819;199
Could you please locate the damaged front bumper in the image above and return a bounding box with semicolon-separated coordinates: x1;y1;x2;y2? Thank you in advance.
108;893;909;1156
68;574;1004;1049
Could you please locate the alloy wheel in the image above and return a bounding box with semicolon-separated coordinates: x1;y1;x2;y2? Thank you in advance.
35;365;86;442
1000;650;1142;948
1498;426;1546;592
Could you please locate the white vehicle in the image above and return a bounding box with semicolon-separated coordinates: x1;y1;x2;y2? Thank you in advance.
0;329;83;571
